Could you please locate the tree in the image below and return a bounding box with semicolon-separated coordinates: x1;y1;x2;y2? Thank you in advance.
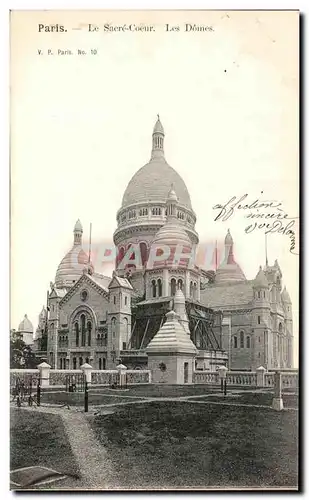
10;333;41;369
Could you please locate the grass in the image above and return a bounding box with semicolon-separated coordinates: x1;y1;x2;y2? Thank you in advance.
41;390;147;406
189;392;298;408
10;408;79;479
90;401;298;489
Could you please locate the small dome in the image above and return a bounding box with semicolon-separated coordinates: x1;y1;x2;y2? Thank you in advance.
282;286;291;303
153;115;164;134
149;220;192;269
215;264;246;283
55;246;91;288
254;266;269;288
74;219;83;232
18;314;33;333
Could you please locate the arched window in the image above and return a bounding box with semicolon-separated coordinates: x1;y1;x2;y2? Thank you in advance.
258;291;261;299
233;336;238;348
240;331;244;348
177;279;183;290
257;316;261;324
152;279;157;298
246;336;250;348
170;278;176;296
140;242;148;266
87;321;92;346
113;296;116;305
190;281;193;298
193;282;197;300
73;357;77;369
158;279;162;297
278;322;283;333
79;356;83;367
81;314;86;346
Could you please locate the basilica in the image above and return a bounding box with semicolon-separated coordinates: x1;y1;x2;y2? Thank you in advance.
31;116;294;371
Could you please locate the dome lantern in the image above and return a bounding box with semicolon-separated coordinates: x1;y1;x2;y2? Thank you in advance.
151;114;165;160
74;219;83;246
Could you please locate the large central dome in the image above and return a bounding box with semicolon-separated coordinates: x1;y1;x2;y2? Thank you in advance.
121;116;192;210
122;159;192;209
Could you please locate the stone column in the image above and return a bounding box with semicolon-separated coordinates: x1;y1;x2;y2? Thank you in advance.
163;269;169;297
196;276;201;302
81;362;93;385
38;362;51;387
185;270;190;298
256;366;266;387
272;370;283;411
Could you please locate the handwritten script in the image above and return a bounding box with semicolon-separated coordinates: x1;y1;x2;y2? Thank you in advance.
213;193;298;255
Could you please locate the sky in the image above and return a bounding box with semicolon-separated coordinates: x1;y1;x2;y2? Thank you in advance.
10;10;299;364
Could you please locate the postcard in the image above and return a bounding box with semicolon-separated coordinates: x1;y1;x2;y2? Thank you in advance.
10;10;299;491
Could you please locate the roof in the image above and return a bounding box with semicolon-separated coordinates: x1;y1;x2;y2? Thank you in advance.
146;310;197;355
200;281;254;309
91;273;111;289
88;274;109;294
136;296;172;306
108;274;133;290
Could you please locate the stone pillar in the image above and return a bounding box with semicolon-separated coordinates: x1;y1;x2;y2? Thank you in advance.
218;366;228;394
163;269;169;297
81;362;93;385
38;362;51;387
116;363;127;388
218;366;228;380
272;370;283;411
185;270;190;298
196;277;201;302
256;366;266;387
